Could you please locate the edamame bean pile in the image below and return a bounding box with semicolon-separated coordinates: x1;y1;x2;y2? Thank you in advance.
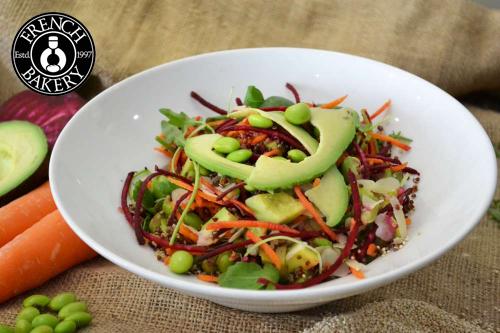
120;84;420;290
0;293;92;333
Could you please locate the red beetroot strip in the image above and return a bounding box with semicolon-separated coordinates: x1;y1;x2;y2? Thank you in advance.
216;182;246;201
143;232;207;254
285;83;300;103
215;119;239;133
121;172;135;226
235;97;243;106
166;191;191;226
219;125;306;152
262;171;362;289
353;141;370;178
355;225;377;262
190;91;227;115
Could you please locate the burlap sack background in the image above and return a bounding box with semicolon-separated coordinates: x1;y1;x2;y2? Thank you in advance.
0;1;499;332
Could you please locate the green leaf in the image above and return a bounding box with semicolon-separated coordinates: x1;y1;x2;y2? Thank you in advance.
159;108;200;130
244;86;265;108
159;108;203;147
260;96;294;108
389;131;413;143
218;262;279;290
161;121;185;147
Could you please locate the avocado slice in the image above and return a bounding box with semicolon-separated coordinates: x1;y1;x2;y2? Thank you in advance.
286;243;320;273
246;108;356;190
229;108;319;154
0;121;48;199
305;166;349;226
184;133;253;180
245;192;303;224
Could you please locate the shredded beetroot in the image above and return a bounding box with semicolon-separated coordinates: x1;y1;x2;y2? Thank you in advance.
190;91;227;115
402;167;420;175
285;83;300;103
235;97;243;106
355;225;377;262
368;163;392;173
259;106;287;111
378;143;392;157
353;142;370;178
219;125;306;152
268;172;362;290
167;191;191;226
121;172;135;226
154;165;192;184
143;232;207;254
215;119;239;133
216;182;246;201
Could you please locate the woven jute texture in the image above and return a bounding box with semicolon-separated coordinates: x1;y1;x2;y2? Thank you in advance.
0;1;499;332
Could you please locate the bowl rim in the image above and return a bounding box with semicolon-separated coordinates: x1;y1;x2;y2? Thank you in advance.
50;47;497;302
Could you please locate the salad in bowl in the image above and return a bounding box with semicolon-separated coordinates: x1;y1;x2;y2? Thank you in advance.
120;83;419;290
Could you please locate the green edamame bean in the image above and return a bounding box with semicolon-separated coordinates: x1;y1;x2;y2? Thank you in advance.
213;137;240;154
216;252;233;273
58;302;87;319
14;319;31;333
226;149;252;163
248;114;273;128
169;250;193;274
64;313;91;328
183;212;203;231
32;314;59;328
22;295;50;308
244;85;264;108
30;325;53;333
16;307;40;322
48;293;77;312
150;175;177;199
0;324;13;333
287;149;307;162
285;103;311;125
272;156;288;162
312;237;333;247
54;320;76;333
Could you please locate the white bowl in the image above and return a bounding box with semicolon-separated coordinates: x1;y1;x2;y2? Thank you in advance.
50;48;497;312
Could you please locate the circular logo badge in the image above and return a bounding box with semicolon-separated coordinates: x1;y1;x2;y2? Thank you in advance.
11;12;95;95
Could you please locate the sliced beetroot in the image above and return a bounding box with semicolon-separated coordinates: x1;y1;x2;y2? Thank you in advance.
0;90;85;149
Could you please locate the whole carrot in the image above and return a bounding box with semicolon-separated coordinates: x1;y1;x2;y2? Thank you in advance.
0;182;56;247
0;210;97;303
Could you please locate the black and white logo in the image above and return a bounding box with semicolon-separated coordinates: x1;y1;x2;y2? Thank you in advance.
11;12;95;95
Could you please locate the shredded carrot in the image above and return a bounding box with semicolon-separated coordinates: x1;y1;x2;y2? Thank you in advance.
369;139;377;154
154;147;174;158
406;218;412;225
366;158;384;165
207;119;226;127
367;243;378;257
251;134;267;145
167;177;223;204
196;274;218;283
263;148;281;157
166;248;173;256
206;220;299;234
336;153;348;166
321;95;348;109
229;199;255;216
246;230;282;269
179;223;198;243
294;186;337;241
370;132;411;151
313;178;321;187
390;162;408;172
146;181;153;190
369;99;391;120
239;118;250;126
163;256;170;265
184;126;196;138
350;268;365;279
